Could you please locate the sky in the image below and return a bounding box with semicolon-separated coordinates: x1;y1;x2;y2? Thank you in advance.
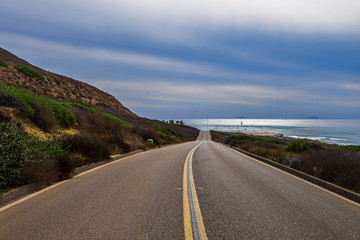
1;0;360;119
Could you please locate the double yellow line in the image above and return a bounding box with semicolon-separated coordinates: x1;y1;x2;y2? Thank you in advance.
183;142;208;240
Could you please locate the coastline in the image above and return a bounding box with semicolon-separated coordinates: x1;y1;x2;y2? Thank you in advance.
184;119;360;146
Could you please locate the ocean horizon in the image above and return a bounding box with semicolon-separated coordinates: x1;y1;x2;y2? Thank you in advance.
182;119;360;146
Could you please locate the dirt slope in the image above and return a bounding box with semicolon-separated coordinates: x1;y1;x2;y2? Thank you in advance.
0;47;137;118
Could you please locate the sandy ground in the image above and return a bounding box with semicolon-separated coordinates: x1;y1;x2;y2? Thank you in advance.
246;132;276;136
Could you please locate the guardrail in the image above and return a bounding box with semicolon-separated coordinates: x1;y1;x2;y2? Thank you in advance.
225;144;360;204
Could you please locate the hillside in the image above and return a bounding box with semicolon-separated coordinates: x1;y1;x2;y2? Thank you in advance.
0;47;198;140
0;47;136;118
0;47;199;193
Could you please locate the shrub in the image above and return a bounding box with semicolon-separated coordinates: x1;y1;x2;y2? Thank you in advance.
227;133;286;146
17;66;44;79
62;100;132;128
285;140;313;153
155;127;183;142
62;131;111;163
299;150;360;192
0;61;9;68
30;105;57;133
0;122;73;193
0;83;76;128
0;122;31;192
71;108;133;154
38;97;76;127
0;83;35;114
133;127;159;144
24;138;71;182
338;145;360;151
239;142;288;164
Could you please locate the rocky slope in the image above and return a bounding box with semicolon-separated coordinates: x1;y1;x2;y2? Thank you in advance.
0;47;199;142
0;47;137;118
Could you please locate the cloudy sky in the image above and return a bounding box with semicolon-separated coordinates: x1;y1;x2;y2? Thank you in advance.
1;0;360;119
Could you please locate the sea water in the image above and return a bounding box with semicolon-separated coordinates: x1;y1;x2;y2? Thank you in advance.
184;119;360;146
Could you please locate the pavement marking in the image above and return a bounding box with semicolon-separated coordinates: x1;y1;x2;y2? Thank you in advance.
183;142;208;240
222;143;360;207
0;149;153;213
0;180;70;213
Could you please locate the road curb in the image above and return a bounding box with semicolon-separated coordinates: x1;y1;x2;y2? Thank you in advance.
224;144;360;204
0;147;161;207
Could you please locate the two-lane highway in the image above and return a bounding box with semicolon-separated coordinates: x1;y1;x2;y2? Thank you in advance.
0;131;359;239
0;141;199;239
193;134;360;239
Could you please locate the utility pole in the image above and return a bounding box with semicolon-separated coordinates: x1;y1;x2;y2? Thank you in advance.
206;114;208;131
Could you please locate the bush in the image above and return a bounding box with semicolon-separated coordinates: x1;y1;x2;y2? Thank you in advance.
38;97;76;127
299;150;360;192
240;142;288;164
30;105;57;133
0;61;9;68
62;131;111;163
225;134;253;146
0;83;76;128
71;108;133;154
17;66;44;79
0;122;73;193
62;100;132;128
0;122;31;192
0;83;35;114
155;127;183;142
24;138;71;182
338;145;360;151
224;133;284;147
285;140;313;153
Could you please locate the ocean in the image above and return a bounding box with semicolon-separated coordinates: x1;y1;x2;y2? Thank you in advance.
184;119;360;146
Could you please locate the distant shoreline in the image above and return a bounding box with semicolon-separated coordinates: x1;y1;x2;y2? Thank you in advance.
183;119;360;146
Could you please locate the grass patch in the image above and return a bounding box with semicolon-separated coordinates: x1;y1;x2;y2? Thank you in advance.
61;100;133;128
338;145;360;151
225;133;285;146
66;109;134;159
0;61;9;68
0;83;130;130
17;66;44;80
0;83;76;129
155;126;183;141
285;140;314;153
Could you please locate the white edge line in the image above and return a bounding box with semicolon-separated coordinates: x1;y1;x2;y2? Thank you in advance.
0;142;197;213
0;180;70;213
0;148;156;213
219;142;360;207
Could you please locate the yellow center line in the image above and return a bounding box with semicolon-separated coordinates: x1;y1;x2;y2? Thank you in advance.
183;141;208;240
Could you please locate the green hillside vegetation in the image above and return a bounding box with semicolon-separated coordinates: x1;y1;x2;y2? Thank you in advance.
155;126;183;142
338;145;360;151
0;82;76;130
225;133;285;145
17;66;44;79
0;83;195;194
61;100;133;128
0;61;8;68
211;131;360;193
0;122;71;193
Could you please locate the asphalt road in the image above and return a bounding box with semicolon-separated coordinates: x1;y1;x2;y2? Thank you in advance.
1;131;359;239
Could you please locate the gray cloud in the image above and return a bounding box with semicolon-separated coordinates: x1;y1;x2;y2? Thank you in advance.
93;80;305;106
2;0;360;38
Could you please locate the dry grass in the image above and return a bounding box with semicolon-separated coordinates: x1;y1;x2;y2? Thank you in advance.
212;131;360;193
299;150;360;192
